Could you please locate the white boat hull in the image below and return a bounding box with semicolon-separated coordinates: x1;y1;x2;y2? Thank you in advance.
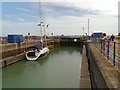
26;47;49;61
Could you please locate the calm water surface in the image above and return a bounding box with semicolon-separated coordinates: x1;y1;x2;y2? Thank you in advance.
2;47;82;88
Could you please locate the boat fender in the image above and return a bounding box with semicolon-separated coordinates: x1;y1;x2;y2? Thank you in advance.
24;51;26;55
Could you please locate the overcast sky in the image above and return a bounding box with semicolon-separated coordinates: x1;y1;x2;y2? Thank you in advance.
1;0;119;36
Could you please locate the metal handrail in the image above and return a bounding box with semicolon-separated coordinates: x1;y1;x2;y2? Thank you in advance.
87;37;120;70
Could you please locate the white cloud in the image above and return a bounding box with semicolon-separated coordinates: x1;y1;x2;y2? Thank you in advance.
42;6;55;13
76;0;119;16
16;8;31;12
60;16;80;20
45;14;118;35
42;0;119;16
2;1;119;36
2;14;118;36
31;16;38;18
17;18;27;21
2;20;40;36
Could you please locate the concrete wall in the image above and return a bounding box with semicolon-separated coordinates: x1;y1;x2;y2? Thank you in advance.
87;41;120;89
60;38;84;47
3;53;25;67
1;40;41;52
1;39;59;59
0;39;59;68
1;40;41;59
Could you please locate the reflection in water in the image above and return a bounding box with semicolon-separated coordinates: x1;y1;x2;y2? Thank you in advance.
2;47;82;88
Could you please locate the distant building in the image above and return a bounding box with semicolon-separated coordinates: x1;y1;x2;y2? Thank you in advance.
91;31;104;38
8;34;23;43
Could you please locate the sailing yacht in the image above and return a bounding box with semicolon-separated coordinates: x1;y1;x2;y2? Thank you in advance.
25;46;49;61
25;0;50;61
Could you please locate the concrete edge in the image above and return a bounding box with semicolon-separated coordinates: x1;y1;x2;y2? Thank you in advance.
80;45;91;88
0;45;54;68
0;53;25;68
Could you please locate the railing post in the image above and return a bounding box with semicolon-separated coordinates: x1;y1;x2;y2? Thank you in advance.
86;40;87;56
103;40;105;56
99;39;101;51
107;40;109;60
95;39;97;48
96;38;98;49
101;40;102;53
113;42;116;66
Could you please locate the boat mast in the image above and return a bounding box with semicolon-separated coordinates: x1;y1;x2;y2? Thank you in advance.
39;0;43;49
43;24;47;47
